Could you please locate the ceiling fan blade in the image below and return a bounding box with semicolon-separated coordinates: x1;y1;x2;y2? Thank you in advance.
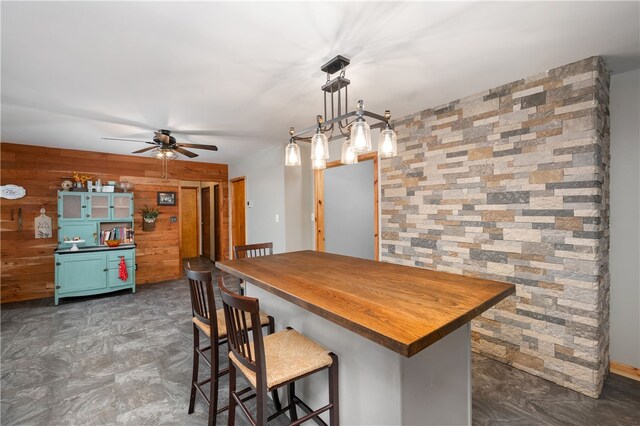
177;143;218;151
174;147;199;158
154;131;170;144
132;146;157;154
102;137;155;143
171;129;251;137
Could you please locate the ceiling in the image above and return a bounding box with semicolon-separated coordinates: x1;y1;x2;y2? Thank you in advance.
2;1;639;164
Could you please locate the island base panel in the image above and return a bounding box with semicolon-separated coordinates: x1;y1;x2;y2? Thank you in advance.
247;283;471;425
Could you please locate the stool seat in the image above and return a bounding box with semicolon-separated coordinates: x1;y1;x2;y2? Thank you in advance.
193;309;271;338
229;328;333;390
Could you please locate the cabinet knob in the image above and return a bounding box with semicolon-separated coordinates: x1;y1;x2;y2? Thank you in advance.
86;214;90;217
103;268;108;272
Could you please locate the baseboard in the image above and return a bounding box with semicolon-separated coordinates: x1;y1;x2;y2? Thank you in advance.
610;361;640;382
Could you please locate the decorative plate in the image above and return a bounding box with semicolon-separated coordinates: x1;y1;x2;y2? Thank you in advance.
61;179;73;190
0;184;26;199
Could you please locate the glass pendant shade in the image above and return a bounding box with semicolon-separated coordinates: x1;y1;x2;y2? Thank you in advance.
284;141;301;166
350;119;371;152
312;157;326;170
310;132;330;160
378;127;398;157
341;139;358;165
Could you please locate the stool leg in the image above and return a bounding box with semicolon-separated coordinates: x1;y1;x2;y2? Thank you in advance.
328;353;339;425
189;325;199;414
227;361;236;426
267;317;282;411
288;382;298;421
209;339;219;425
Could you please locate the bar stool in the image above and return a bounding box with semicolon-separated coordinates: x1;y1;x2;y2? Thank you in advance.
184;268;281;425
218;276;339;426
233;242;273;295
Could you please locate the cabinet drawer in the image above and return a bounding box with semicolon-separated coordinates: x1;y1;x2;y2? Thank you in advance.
107;250;134;263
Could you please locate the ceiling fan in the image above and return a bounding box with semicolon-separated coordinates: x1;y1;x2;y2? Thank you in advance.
102;129;218;158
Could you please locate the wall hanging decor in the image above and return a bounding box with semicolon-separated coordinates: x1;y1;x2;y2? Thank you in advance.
157;191;176;206
0;184;26;199
35;208;52;238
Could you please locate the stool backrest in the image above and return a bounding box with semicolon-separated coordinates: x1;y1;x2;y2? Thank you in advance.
218;276;266;385
185;267;219;341
234;242;273;259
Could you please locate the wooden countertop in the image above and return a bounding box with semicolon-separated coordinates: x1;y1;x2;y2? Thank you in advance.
217;251;515;357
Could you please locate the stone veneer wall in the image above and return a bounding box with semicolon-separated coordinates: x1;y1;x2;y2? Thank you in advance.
380;57;610;397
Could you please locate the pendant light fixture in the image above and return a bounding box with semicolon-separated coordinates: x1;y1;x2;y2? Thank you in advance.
378;122;398;157
284;139;301;166
285;55;397;168
341;139;358;165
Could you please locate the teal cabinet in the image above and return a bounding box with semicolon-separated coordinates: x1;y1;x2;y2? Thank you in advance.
55;190;136;305
54;247;136;305
58;191;134;222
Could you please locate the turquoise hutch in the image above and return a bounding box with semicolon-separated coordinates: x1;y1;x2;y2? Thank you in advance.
54;191;136;305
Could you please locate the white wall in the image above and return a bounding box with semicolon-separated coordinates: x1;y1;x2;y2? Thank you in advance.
610;68;640;369
229;144;286;254
229;143;314;255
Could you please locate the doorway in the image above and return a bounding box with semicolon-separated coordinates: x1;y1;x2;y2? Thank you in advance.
230;177;246;257
181;187;199;258
315;153;379;260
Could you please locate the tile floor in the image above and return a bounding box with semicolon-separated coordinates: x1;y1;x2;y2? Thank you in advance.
1;266;638;425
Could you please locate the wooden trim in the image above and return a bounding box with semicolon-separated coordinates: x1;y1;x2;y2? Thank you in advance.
314;169;325;252
314;153;379;259
229;176;245;183
610;361;640;381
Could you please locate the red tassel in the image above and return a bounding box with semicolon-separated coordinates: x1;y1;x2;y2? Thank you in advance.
119;257;128;281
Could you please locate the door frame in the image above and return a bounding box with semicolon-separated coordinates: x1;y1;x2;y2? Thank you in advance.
314;152;379;260
230;176;247;259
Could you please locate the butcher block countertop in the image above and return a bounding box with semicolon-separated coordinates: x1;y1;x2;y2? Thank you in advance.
217;250;515;357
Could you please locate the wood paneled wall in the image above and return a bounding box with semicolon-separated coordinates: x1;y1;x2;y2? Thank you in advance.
0;143;229;303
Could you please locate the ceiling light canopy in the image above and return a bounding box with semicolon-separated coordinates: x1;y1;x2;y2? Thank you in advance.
286;55;397;168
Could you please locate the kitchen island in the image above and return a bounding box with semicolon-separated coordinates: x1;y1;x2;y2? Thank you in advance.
218;250;514;425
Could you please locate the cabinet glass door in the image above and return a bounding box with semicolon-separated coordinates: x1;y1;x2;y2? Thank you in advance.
58;193;85;220
113;194;133;219
89;194;110;220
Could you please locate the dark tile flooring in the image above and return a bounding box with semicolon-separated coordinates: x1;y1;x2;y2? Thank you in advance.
1;261;639;426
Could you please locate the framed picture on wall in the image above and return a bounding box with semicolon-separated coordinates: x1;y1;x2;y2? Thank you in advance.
157;191;176;206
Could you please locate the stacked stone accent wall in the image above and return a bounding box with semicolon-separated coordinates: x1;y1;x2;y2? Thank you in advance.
380;57;610;397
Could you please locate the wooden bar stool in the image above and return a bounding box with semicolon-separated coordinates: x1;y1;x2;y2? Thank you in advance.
184;267;281;425
233;242;273;295
218;276;339;426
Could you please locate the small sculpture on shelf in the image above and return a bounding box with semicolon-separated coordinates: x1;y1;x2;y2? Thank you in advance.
141;205;160;231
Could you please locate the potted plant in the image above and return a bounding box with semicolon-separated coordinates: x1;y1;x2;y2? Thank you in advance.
141;205;160;231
